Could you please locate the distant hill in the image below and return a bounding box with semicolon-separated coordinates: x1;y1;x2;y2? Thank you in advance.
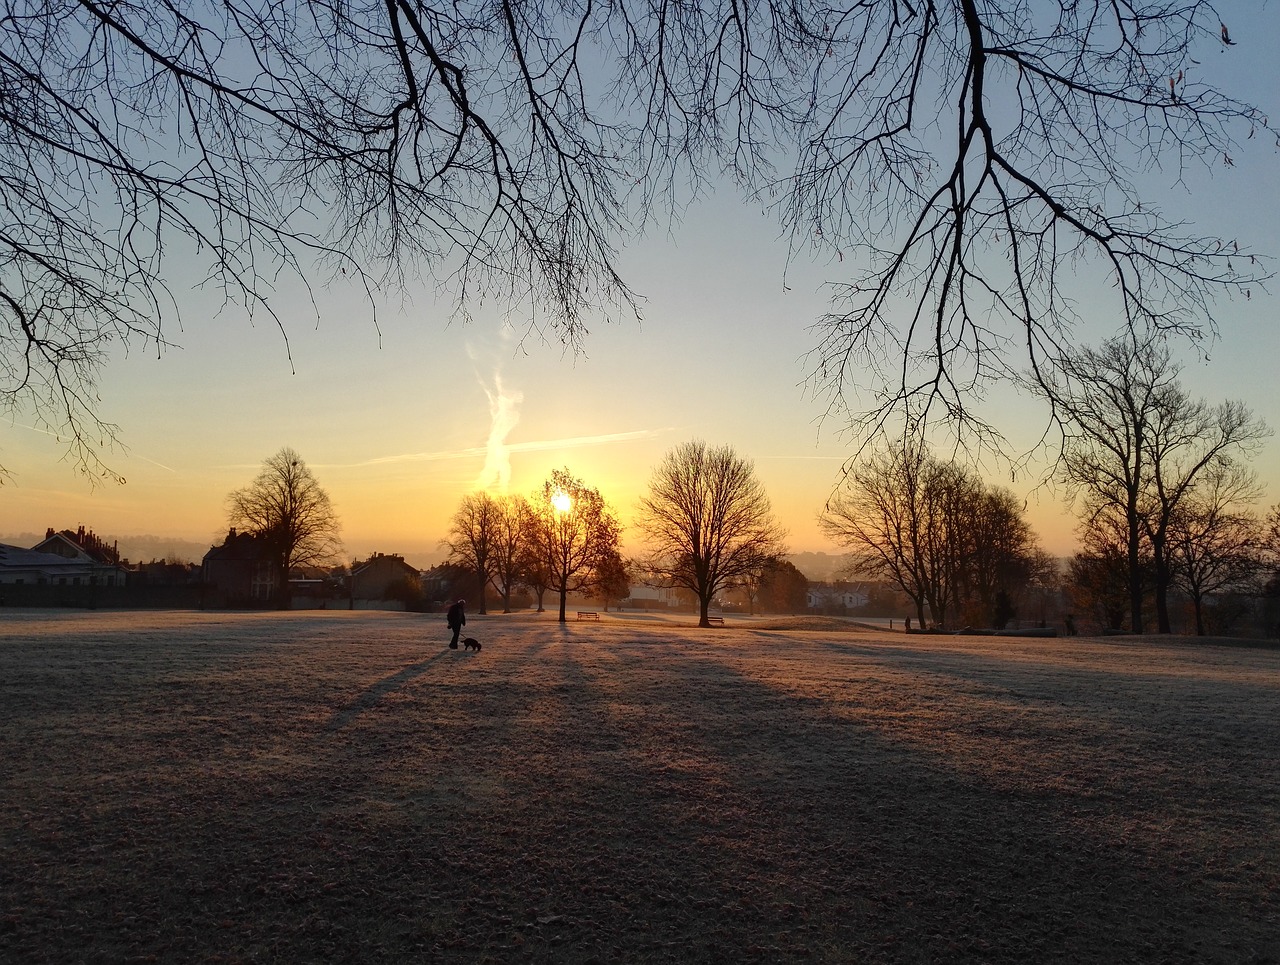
787;551;853;582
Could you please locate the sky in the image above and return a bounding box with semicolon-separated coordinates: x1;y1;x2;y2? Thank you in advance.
2;13;1278;569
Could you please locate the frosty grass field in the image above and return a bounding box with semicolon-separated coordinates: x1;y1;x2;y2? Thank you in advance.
1;608;1277;963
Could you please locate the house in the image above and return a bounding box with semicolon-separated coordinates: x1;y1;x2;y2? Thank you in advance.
202;528;277;607
624;582;688;609
132;559;201;586
26;526;129;586
351;553;420;607
806;581;871;613
0;543;101;587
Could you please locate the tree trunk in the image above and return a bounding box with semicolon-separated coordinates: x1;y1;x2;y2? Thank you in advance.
1152;534;1172;633
558;587;567;623
1127;522;1144;634
275;555;291;610
1154;578;1170;633
699;596;711;627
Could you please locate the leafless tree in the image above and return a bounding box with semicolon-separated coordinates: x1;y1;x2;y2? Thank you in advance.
587;548;632;613
517;545;553;614
444;492;500;614
1066;519;1145;634
1046;339;1166;632
797;0;1273;447
1045;336;1268;632
226;446;343;608
823;442;1041;628
1264;505;1280;622
486;494;530;613
3;2;1271;478
636;441;786;628
955;486;1043;627
1170;462;1265;635
822;442;962;628
527;468;621;623
1145;400;1269;633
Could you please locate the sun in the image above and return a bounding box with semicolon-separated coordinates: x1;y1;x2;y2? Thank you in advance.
551;490;572;513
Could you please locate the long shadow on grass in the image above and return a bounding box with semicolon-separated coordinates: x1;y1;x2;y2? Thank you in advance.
506;635;1280;963
324;648;457;731
5;627;1276;964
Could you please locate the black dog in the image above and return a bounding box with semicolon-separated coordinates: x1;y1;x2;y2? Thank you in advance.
463;637;481;652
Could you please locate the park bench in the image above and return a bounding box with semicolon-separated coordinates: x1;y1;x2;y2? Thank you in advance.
576;611;599;621
706;616;725;626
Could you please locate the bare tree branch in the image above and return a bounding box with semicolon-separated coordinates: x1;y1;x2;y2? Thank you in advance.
2;0;1272;479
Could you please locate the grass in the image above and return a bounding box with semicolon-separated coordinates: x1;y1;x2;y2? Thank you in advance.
1;609;1278;963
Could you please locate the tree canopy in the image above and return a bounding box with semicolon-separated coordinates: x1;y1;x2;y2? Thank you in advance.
821;442;1043;628
528;468;622;623
1043;337;1268;632
226;446;343;607
636;440;787;627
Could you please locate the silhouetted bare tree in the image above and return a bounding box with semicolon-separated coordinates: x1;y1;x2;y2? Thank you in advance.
444;493;500;614
486;495;531;613
1066;526;1144;634
1170;462;1266;635
527;469;621;623
802;3;1271;447
1044;337;1268;632
587;549;632;613
955;487;1045;628
636;441;786;627
3;2;1270;477
822;443;953;628
226;447;343;608
823;443;1041;628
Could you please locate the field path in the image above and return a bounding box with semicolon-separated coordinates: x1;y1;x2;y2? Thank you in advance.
1;610;1277;962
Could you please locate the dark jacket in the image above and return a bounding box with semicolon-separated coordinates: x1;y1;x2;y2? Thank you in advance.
446;601;466;629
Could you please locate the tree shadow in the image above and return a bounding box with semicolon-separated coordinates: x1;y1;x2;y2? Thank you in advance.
324;649;454;732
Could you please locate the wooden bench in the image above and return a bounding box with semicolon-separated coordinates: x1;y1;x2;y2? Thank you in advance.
576;611;599;621
706;616;724;626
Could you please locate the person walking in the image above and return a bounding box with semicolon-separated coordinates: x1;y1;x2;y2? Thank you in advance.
446;598;466;649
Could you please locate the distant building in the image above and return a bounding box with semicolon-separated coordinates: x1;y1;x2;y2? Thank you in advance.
0;526;129;587
807;581;870;612
0;543;99;586
625;582;688;609
351;552;420;605
421;563;471;609
202;528;277;607
132;559;201;587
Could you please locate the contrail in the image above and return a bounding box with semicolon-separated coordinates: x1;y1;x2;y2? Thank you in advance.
312;428;675;471
477;373;523;491
11;422;176;472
